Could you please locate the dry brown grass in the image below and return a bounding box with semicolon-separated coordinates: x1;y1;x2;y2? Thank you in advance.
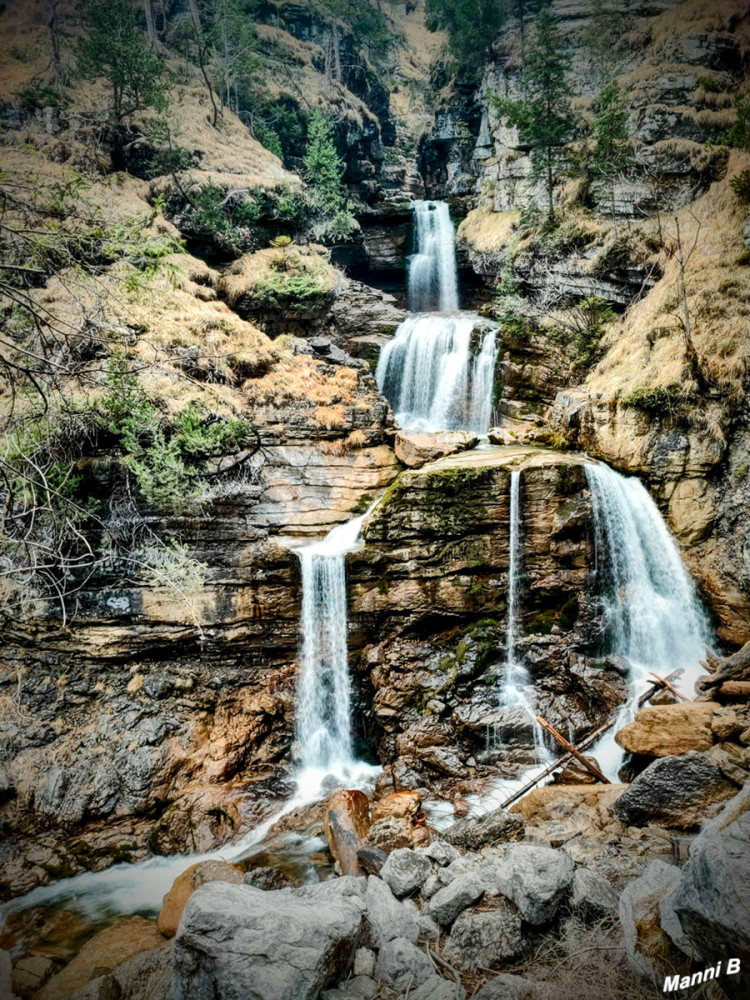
218;246;338;310
457;208;521;253
588;150;750;402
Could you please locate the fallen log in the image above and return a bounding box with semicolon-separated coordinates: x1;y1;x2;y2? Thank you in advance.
648;671;690;703
499;670;683;811
718;681;750;698
701;640;750;690
536;716;611;784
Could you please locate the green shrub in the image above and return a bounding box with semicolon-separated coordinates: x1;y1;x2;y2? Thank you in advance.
736;248;750;266
730;169;750;204
252;270;329;312
734;463;749;479
621;384;694;416
697;76;723;94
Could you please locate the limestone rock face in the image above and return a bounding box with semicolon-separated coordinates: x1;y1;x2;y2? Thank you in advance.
615;703;719;758
173;882;362;1000
394;431;479;469
619;860;684;983
672;796;750;1000
613;752;737;829
351;447;629;796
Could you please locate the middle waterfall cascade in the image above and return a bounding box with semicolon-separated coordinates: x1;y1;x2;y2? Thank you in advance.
585;462;711;778
376;200;498;434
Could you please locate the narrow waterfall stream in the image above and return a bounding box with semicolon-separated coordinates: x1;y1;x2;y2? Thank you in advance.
1;512;380;926
376;200;498;433
585;462;710;778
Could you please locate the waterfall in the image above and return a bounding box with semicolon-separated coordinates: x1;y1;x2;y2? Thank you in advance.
409;200;459;312
376;316;496;433
376;199;498;434
295;513;368;775
585;462;711;777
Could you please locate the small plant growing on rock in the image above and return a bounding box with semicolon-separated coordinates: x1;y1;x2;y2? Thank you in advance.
730;169;750;204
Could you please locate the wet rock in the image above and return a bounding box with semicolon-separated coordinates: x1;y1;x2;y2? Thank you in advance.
12;953;56;995
444;808;524;851
374;937;433;992
394;431;479;469
364;875;419;948
357;846;388;875
157;861;244;938
243;866;290;890
672;798;750;1000
173;882;361;1000
324;789;371;877
38;917;166;1000
425;873;485;927
615;703;718;757
443;900;525;970
110;943;172;1000
2;950;19;1000
380;848;432;898
485;845;574;927
68;977;121;1000
371;791;422;823
365;816;414;853
619;860;683;983
569;868;618;922
613;752;737;829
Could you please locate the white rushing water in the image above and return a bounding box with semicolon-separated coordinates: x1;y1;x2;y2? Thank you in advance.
585;462;710;777
409;199;459;312
375;199;498;434
376;315;497;433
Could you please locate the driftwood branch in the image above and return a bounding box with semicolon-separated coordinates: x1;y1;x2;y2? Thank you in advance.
536;716;610;784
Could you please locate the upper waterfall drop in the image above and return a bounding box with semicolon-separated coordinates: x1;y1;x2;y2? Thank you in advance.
376;199;498;434
585;462;711;776
409;200;459;312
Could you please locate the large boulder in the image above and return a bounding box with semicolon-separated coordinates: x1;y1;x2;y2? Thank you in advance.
509;784;626;822
371;791;422;823
425;873;485;927
672;799;750;1000
374;937;434;993
443;900;525;970
173;882;362;1000
380;848;432;898
364;875;419;948
615;703;718;757
569;868;618;922
618;860;685;983
612;752;737;829
444;808;524;851
158;861;244;937
38;917;166;1000
394;431;479;469
484;845;574;927
324;789;371;877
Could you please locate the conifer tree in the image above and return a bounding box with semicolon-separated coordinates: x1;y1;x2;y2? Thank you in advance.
425;0;507;78
591;79;631;232
304;109;347;216
494;1;574;220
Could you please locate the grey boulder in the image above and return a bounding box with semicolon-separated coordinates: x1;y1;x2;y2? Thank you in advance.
485;845;574;926
380;848;432;898
443;900;525;970
374;937;433;993
444;808;524;851
411;975;466;1000
569;868;618;922
173;882;361;1000
473;973;555;999
364;875;419;949
425;873;485;927
418;841;461;867
618;860;683;982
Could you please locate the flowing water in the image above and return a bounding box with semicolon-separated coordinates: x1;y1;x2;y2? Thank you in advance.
409;199;459;312
1;512;380;927
376;199;498;434
585;462;711;777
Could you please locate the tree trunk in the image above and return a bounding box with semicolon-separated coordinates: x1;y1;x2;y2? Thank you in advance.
701;640;750;690
188;0;219;127
47;0;65;88
144;0;157;46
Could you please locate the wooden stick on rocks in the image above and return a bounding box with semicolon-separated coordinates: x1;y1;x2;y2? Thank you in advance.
535;716;611;784
647;671;690;703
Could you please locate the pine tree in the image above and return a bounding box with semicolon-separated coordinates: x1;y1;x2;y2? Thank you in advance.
494;1;574;219
591;79;631;232
304;109;347;216
425;0;507;78
76;0;167;123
